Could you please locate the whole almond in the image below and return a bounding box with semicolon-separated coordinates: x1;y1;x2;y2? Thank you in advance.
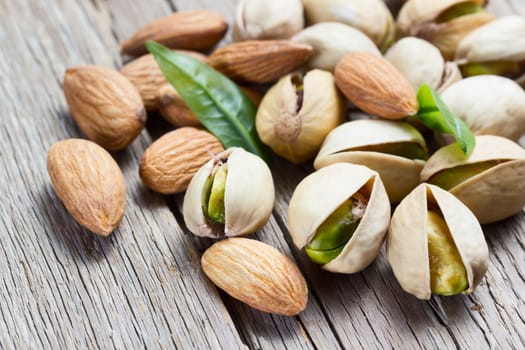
201;238;308;316
157;84;201;127
121;51;207;110
47;139;126;236
140;127;223;194
63;66;146;151
335;52;418;120
207;40;313;83
120;10;228;57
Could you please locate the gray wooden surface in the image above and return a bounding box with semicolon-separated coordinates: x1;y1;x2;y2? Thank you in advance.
1;0;524;349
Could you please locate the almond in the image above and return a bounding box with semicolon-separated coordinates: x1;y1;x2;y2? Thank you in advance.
207;40;313;83
334;52;418;120
120;10;228;57
120;51;207;110
63;66;146;151
47;139;126;236
157;84;201;127
139;127;224;194
201;238;308;316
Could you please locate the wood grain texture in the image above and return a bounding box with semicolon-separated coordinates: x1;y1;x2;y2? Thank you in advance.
1;0;525;349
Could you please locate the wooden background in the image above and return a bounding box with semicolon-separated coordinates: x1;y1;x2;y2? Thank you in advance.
1;0;524;348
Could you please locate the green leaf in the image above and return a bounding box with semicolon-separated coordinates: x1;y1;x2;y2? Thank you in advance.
146;41;271;162
416;84;475;155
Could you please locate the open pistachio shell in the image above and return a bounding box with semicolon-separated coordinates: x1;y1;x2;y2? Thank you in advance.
301;0;395;50
314;120;427;203
288;163;391;273
291;22;380;72
256;70;345;164
387;183;489;300
183;147;275;238
440;75;525;141
421;135;525;224
386;37;446;91
233;0;304;41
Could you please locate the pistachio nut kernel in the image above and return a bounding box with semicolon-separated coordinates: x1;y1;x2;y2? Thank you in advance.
256;70;345;164
183;147;275;238
288;163;390;273
314;120;427;203
421;135;525;224
387;183;488;300
427;210;468;295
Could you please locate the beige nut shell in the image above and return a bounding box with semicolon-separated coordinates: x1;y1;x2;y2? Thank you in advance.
256;70;345;164
183;147;275;238
314;120;426;203
421;135;525;224
291;22;380;72
288;163;391;273
387;183;489;300
440;75;525;141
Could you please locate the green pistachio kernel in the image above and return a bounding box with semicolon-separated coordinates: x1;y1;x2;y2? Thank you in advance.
461;61;522;77
428;161;500;190
428;210;468;295
436;2;484;23
203;163;228;223
305;196;364;265
351;142;428;160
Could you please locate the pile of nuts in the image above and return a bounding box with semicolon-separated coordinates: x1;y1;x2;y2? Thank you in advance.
48;0;525;316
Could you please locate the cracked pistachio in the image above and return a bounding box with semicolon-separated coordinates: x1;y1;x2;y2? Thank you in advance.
255;70;345;164
440;75;525;141
397;0;494;59
288;163;391;273
455;16;525;85
291;22;380;71
421;135;525;224
387;183;488;300
386;37;462;93
233;0;304;41
301;0;395;51
183;148;275;238
314;120;427;203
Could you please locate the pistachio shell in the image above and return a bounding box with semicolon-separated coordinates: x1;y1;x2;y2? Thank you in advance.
183;148;275;237
456;16;525;64
440;75;525;141
256;70;345;164
291;22;380;71
233;0;304;41
288;163;391;273
314;120;427;203
302;0;394;49
438;62;463;93
397;0;486;35
385;37;445;91
387;183;489;300
421;135;525;224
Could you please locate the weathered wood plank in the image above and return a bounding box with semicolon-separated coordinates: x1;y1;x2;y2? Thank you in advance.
0;0;246;348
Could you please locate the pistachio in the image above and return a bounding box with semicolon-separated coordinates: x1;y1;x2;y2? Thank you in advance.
455;16;525;83
421;135;525;224
288;163;391;273
385;37;462;93
314;120;427;203
387;183;489;300
440;75;525;141
397;0;494;59
291;22;380;72
183;148;274;238
301;0;395;50
233;0;304;41
256;70;345;164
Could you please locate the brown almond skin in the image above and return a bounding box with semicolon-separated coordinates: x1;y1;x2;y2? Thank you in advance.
139;127;224;194
120;10;228;57
47;139;126;236
335;52;418;120
201;238;308;316
120;51;207;110
207;40;313;84
63;66;146;151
